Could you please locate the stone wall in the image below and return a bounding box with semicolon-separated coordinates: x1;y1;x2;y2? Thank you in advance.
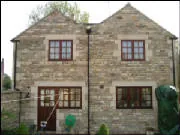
12;3;175;135
1;90;20;129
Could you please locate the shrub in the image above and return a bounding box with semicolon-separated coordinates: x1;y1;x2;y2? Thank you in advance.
15;123;29;135
97;124;109;135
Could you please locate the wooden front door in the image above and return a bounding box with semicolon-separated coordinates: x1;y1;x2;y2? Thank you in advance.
38;87;57;131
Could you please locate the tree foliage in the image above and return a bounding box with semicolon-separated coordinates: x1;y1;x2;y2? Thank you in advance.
3;73;11;90
29;1;89;25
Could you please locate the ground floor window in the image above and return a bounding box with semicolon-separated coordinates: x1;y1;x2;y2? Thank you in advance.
39;87;82;109
116;86;152;109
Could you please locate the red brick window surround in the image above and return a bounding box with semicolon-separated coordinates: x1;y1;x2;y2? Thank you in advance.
116;87;152;109
121;40;145;61
49;40;73;61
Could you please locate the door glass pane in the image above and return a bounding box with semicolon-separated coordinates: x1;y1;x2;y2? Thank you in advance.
41;90;44;95
50;101;54;107
45;103;49;106
41;101;44;107
50;95;54;100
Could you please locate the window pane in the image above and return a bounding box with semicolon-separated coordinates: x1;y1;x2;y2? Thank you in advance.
123;54;128;59
70;94;76;100
134;41;138;47
50;48;55;53
67;41;72;47
40;95;44;100
128;41;132;47
76;95;80;100
139;41;143;47
59;90;63;100
122;41;127;47
139;48;143;53
122;48;127;53
134;48;138;53
134;54;139;59
76;101;80;107
64;101;68;107
70;101;75;107
66;54;71;59
67;48;71;53
59;101;63;107
50;41;55;47
62;41;66;47
64;95;68;100
62;48;66;53
55;54;59;59
55;48;59;53
75;89;80;94
128;54;132;59
55;41;59;47
128;48;132;53
50;54;54;59
139;54;144;59
62;54;66;59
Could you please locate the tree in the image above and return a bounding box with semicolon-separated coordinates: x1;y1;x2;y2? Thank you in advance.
3;73;11;90
29;1;89;25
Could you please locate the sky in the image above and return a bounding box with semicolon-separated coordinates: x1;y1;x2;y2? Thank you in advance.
1;1;179;79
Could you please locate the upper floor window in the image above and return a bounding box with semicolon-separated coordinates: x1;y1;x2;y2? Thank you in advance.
116;86;152;109
121;40;145;61
49;40;73;61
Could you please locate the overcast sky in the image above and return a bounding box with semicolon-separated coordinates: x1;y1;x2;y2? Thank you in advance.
1;1;179;78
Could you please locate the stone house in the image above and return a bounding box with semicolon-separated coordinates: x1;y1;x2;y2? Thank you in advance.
11;3;178;134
